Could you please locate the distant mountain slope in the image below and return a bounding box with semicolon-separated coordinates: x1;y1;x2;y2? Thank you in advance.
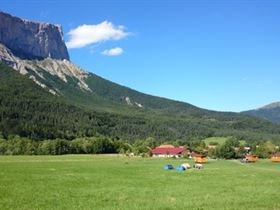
262;102;280;109
243;102;280;124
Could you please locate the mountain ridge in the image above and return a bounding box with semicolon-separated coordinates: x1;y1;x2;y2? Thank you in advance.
1;11;280;142
259;102;280;110
1;57;280;141
243;102;280;124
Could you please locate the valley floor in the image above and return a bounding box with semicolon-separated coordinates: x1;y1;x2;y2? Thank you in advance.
0;155;279;210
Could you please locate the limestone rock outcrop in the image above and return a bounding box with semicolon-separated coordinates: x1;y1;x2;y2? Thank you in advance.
0;11;69;60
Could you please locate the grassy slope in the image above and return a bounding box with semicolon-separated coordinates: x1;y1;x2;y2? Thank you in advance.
0;155;279;210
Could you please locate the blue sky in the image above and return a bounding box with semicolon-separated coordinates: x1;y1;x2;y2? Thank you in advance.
1;0;280;112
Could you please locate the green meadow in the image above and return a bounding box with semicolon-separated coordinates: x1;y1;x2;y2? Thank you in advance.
0;155;280;210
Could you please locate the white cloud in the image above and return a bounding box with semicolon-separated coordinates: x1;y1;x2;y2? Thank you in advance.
66;21;129;49
102;47;124;56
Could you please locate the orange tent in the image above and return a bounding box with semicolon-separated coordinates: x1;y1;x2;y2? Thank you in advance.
270;154;280;162
245;154;258;162
193;153;208;163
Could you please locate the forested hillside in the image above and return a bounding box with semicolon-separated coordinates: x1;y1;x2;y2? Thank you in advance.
1;62;280;142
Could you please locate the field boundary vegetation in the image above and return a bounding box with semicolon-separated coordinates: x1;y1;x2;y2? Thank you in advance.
0;134;279;159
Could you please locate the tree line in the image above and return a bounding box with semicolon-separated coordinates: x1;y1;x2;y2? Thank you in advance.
0;135;159;156
1;134;279;158
192;138;280;159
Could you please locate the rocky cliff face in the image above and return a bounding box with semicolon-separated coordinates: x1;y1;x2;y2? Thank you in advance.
0;11;69;60
0;43;90;95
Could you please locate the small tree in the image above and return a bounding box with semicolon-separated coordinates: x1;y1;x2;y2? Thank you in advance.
255;141;276;158
217;138;240;159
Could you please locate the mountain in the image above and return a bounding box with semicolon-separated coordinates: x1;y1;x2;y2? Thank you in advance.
0;11;69;60
261;102;280;109
243;102;280;124
1;12;280;142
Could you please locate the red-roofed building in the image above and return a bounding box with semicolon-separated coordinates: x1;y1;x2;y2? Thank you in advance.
151;145;187;158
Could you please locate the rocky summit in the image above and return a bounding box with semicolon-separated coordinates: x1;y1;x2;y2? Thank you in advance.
0;11;69;60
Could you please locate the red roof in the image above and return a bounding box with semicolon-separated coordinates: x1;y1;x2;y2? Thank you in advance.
151;147;186;155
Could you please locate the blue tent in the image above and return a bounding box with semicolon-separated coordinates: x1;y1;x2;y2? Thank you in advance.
176;165;186;172
164;164;174;170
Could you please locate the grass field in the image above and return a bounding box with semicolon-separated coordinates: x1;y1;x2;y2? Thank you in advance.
0;155;280;210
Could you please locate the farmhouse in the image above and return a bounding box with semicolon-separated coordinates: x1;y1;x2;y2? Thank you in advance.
270;154;280;162
245;154;258;162
151;145;187;158
192;153;208;163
